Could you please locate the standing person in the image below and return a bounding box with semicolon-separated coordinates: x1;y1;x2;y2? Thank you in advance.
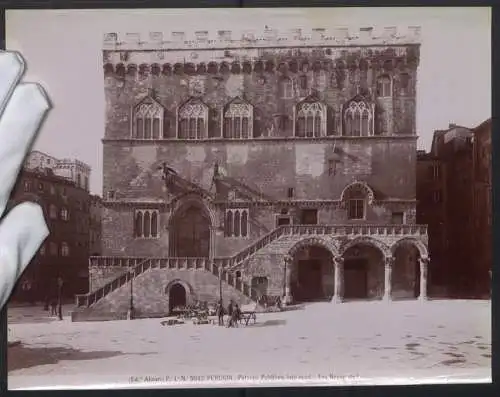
232;303;241;328
56;276;64;321
216;300;225;326
226;301;234;327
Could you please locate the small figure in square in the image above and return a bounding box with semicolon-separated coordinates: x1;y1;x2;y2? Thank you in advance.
49;298;58;317
216;300;225;326
226;301;234;327
232;303;241;327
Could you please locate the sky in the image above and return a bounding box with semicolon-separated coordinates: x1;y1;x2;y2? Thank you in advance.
5;8;491;196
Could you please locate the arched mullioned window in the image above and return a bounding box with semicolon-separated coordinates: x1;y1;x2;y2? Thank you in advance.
178;98;209;140
295;100;326;138
223;99;253;139
343;97;374;137
340;181;375;221
133;98;165;139
225;209;249;238
279;77;294;99
376;75;392;98
134;209;160;238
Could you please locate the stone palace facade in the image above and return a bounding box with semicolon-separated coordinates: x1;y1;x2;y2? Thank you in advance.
73;26;429;321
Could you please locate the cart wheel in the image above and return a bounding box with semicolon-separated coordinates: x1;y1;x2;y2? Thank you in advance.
252;314;256;324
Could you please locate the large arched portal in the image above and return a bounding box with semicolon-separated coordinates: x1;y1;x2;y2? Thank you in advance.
168;283;187;313
342;243;385;300
391;240;422;300
290;245;334;303
169;205;211;257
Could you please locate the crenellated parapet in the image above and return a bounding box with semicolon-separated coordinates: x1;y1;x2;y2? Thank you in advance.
102;27;421;77
103;26;421;50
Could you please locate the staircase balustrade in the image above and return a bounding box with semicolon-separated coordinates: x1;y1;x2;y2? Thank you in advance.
77;224;427;308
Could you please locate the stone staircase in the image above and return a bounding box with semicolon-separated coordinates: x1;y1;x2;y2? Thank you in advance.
72;224;428;321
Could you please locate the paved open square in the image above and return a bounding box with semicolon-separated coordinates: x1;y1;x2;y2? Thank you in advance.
8;300;491;389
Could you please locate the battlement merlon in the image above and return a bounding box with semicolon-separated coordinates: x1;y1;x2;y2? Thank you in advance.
102;26;421;51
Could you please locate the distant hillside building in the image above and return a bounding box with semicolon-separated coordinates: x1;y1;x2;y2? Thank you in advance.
25;150;91;192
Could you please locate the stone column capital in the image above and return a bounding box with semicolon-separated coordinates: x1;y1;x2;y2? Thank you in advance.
334;256;344;265
385;256;395;267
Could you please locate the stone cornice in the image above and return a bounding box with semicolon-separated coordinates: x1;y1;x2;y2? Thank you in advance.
102;198;417;209
102;135;419;145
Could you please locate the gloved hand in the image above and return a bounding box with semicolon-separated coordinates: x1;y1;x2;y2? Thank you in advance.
0;51;51;310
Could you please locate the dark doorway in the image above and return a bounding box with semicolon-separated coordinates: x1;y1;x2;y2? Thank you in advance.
343;258;368;299
300;209;318;225
169;283;187;313
277;216;291;226
251;276;269;301
170;206;210;257
293;260;324;302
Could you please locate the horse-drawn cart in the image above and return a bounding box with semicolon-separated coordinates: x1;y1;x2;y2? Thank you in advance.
239;311;257;326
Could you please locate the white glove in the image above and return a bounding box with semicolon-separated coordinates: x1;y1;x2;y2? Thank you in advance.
0;51;51;310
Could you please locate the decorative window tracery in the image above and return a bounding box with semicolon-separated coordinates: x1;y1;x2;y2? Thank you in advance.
340;181;375;221
133;100;164;139
178;99;209;139
223;100;253;139
295;101;326;138
343;99;374;137
134;209;159;239
225;209;249;238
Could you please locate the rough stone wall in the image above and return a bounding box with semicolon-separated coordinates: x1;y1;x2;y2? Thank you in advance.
101;139;417;257
103;140;417;202
103;45;418;139
101;37;421;262
89;266;129;292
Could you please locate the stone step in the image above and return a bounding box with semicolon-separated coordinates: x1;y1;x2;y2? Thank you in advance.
72;267;252;322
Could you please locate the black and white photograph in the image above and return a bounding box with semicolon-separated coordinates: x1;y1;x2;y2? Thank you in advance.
5;7;491;389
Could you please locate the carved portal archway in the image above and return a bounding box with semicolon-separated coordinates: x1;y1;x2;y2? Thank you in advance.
169;198;212;258
339;180;375;206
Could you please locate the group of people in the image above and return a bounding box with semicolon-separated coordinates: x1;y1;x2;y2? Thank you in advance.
215;300;241;327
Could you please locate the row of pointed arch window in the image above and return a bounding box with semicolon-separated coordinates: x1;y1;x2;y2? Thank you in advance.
132;98;376;140
134;210;160;239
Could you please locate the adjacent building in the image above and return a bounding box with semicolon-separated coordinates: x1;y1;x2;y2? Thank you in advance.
26;150;91;192
471;119;492;296
74;27;429;321
9;154;94;302
417;120;491;298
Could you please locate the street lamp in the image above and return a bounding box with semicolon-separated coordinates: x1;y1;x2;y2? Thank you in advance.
218;265;223;303
127;268;135;320
283;255;292;305
57;276;63;320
